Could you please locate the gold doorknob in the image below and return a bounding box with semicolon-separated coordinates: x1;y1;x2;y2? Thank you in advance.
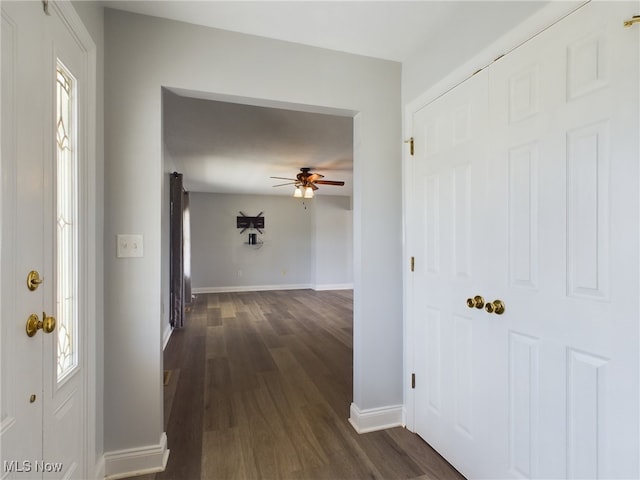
42;312;56;333
485;300;505;315
27;270;44;291
25;312;56;337
466;295;485;309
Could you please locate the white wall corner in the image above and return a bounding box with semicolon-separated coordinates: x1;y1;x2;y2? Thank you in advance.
103;432;169;480
348;403;404;434
162;323;173;351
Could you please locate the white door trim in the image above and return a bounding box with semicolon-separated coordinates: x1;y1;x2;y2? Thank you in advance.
49;1;99;477
636;0;640;471
402;0;590;433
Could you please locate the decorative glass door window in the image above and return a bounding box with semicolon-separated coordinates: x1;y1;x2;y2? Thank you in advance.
56;61;78;382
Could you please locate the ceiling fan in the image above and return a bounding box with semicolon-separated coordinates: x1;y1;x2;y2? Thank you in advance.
271;167;345;198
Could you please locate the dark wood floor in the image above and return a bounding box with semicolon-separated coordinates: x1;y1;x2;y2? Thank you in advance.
130;289;464;480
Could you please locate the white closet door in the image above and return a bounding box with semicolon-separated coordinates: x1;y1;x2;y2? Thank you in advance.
411;68;494;477
410;2;639;478
487;2;639;477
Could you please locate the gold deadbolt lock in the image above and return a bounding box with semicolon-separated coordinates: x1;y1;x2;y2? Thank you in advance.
27;270;44;291
466;295;485;309
26;312;56;337
485;300;506;315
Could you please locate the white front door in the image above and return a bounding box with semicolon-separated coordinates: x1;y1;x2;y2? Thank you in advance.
409;2;639;478
1;2;48;473
1;2;92;478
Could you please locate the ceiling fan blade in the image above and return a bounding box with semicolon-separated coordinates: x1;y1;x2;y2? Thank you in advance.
314;180;345;186
309;183;319;191
272;182;297;187
270;176;297;181
307;173;324;182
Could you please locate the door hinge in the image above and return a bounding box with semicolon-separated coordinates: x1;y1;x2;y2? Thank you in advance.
405;137;414;156
624;15;640;27
410;256;415;272
411;373;416;389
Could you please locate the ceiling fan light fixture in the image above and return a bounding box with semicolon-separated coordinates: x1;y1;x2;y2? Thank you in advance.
273;168;343;197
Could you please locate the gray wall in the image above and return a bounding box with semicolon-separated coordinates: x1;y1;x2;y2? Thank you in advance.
189;192;352;293
191;193;311;290
104;8;401;454
312;195;353;288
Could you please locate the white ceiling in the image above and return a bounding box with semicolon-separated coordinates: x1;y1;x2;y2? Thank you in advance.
105;1;548;197
104;1;497;63
163;89;354;196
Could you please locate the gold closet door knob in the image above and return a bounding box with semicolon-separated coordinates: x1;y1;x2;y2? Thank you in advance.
466;295;485;309
25;312;56;337
485;300;505;315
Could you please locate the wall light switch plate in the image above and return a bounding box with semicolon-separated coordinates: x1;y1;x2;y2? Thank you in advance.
117;234;144;258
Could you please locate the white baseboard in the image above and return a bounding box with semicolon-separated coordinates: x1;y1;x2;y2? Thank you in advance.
193;284;312;294
313;283;354;291
192;283;354;294
348;403;404;434
103;432;169;480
